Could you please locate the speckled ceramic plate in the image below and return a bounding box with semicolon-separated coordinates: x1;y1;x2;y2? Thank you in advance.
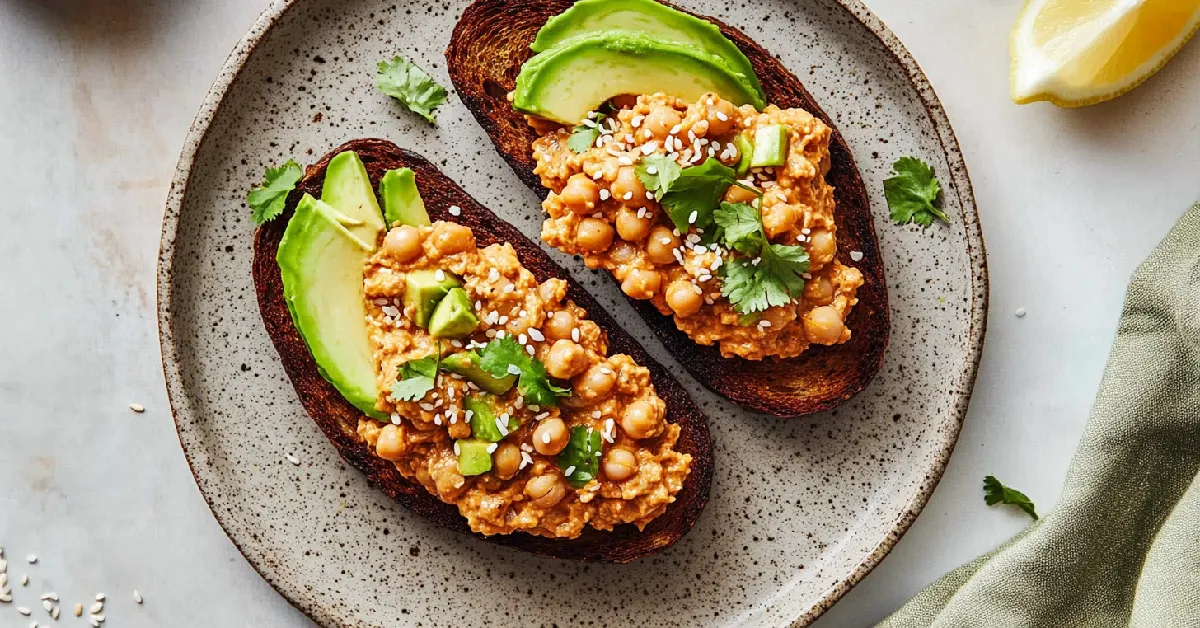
157;1;986;626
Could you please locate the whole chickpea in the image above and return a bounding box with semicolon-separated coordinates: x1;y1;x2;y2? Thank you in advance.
576;218;615;252
704;98;739;136
804;305;845;345
560;173;600;213
762;203;801;238
643;106;683;138
804;276;834;304
609;240;639;264
723;184;759;205
576;363;617;400
620;399;663;440
375;424;407;461
430;222;474;255
611;166;649;208
621;268;662;300
603;449;638;482
525;474;568;508
615;207;653;242
383;226;424;262
532;417;571;455
545;339;588;379
665;280;703;317
645;225;681;265
492;443;522;480
545;311;577;340
807;229;836;266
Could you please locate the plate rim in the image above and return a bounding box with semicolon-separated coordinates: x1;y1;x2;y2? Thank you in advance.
155;0;988;626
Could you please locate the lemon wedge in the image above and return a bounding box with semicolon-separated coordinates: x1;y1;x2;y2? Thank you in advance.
1010;0;1200;106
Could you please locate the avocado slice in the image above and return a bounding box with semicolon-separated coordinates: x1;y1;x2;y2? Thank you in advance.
531;0;763;98
465;394;520;442
379;168;432;228
734;132;753;175
403;270;461;328
513;30;765;125
428;288;479;338
750;124;789;168
456;439;493;476
277;194;386;420
319;151;387;247
442;351;516;395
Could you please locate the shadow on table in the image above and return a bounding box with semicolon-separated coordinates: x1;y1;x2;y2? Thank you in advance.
6;0;169;52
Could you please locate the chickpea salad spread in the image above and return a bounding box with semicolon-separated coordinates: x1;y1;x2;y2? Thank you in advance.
530;94;864;361
359;220;691;538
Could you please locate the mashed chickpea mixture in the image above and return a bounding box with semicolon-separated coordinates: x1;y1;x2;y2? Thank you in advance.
531;93;864;360
357;220;691;538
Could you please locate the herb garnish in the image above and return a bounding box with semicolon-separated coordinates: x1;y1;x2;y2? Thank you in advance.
713;189;810;315
983;475;1038;520
885;157;949;227
557;425;602;488
567;113;607;154
375;55;449;124
637;157;737;232
248;160;302;225
390;345;442;402
478;336;571;407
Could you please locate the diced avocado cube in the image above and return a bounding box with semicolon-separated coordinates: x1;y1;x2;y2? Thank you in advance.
750;124;789;168
427;288;479;338
734;133;754;175
403;270;461;329
465;394;519;442
442;351;516;395
379;168;432;228
456;439;493;476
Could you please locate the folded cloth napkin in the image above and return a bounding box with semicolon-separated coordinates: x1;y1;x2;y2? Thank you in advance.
878;203;1200;628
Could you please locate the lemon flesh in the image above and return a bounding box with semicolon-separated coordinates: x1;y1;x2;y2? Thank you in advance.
1011;0;1200;106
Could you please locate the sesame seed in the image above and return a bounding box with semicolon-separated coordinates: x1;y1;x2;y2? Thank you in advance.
128;403;145;413
618;156;633;166
528;328;544;342
692;283;703;294
448;205;462;216
285;454;299;466
39;593;57;602
74;605;82;617
21;574;28;586
42;600;54;612
26;555;36;564
535;412;550;421
18;607;30;616
599;189;611;200
520;452;533;469
564;466;576;476
52;607;60;619
525;344;535;355
89;619;99;628
503;283;515;293
687;211;698;224
495;417;509;436
646;165;658;175
506;364;523;376
453;441;461;455
434;269;445;281
486;443;499;454
542;432;552;444
850;250;864;262
623;191;633;200
716;111;729;121
133;590;143;605
637;207;647;219
669;124;683;134
592;410;602;419
592;170;603;180
419;402;435;411
1015;308;1027;318
571;328;580;342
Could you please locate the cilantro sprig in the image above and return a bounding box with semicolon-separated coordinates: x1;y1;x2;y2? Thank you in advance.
389;346;441;402
983;475;1038;520
375;55;449;124
567;113;607;154
885;157;949;227
637;157;736;232
478;336;570;407
557;425;602;488
248;160;303;225
713;191;810;315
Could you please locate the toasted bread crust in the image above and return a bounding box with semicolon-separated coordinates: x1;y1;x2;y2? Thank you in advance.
446;0;890;416
252;139;712;562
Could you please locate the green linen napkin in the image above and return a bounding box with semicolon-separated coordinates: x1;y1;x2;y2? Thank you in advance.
879;203;1200;628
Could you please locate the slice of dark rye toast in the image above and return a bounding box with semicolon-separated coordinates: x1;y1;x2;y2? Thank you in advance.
252;139;712;563
445;0;890;417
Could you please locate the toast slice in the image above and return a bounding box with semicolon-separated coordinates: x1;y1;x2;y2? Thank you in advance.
252;139;713;562
446;0;890;417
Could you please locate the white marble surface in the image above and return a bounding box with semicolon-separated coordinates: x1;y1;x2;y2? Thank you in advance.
0;0;1196;626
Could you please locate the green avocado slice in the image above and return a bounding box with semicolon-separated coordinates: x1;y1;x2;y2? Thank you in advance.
403;270;461;329
319;151;387;246
277;194;386;419
379;168;432;228
531;0;763;97
456;439;493;476
513;30;765;125
442;351;516;395
428;288;479;338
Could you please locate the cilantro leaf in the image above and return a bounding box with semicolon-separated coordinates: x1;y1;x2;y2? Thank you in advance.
557;425;602;488
713;202;763;255
389;354;439;402
660;158;737;232
719;244;810;314
567;113;606;154
478;336;571;407
248;160;302;225
884;156;948;227
983;475;1038;520
635;154;682;201
375;55;449;124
